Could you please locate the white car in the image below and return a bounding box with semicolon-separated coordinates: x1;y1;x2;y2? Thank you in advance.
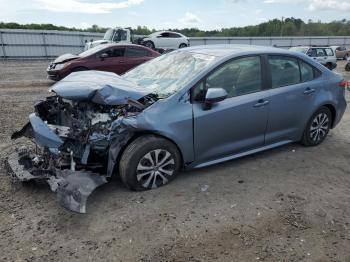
142;31;189;50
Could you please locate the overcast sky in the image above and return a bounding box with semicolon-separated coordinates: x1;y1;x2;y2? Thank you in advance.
0;0;349;30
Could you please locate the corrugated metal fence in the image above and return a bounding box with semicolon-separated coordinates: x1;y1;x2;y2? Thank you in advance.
0;29;103;59
1;29;350;59
190;36;350;48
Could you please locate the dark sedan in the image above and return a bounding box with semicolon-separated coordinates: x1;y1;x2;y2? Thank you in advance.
46;44;159;80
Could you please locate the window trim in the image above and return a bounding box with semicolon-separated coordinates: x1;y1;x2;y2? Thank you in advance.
190;54;266;103
266;54;322;89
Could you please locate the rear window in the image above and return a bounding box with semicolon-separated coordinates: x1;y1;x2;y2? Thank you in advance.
325;48;334;56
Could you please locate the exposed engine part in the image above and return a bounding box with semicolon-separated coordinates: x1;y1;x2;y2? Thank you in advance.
8;92;157;213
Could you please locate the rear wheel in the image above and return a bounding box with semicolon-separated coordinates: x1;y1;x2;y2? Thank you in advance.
302;107;332;146
119;135;181;191
325;63;333;70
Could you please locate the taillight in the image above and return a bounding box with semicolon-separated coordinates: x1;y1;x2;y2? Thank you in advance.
339;79;349;89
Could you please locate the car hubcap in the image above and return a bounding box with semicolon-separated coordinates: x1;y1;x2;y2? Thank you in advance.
310;113;329;142
136;149;175;189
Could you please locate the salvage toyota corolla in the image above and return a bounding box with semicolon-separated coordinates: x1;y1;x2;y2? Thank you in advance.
7;45;347;213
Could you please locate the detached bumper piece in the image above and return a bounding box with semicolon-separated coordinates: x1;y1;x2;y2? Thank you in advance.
5;149;107;214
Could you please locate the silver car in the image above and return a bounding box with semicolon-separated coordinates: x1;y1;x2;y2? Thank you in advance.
7;45;348;213
289;46;337;70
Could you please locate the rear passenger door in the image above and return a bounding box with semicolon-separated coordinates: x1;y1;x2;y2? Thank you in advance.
265;55;321;144
124;47;152;73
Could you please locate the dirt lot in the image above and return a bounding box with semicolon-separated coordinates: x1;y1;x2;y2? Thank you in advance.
0;59;350;262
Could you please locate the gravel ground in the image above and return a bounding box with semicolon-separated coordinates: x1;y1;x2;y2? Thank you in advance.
0;59;350;262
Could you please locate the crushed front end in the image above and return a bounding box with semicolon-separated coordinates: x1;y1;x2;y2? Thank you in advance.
6;71;156;213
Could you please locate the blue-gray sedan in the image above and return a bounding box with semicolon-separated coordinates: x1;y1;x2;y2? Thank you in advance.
8;45;348;213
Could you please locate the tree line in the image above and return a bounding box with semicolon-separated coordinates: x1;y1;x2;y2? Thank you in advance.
1;17;349;37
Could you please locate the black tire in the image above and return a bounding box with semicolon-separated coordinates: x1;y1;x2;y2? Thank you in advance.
302;107;332;146
325;63;333;70
144;41;155;49
179;43;187;48
119;135;181;191
345;62;350;72
343;53;349;60
72;66;89;72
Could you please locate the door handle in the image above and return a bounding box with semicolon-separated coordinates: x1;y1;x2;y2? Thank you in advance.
254;99;269;108
303;88;315;95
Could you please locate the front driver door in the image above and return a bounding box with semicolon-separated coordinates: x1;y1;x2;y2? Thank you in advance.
93;47;126;74
192;56;270;164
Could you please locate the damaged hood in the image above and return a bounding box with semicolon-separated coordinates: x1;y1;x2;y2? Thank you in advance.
50;70;153;105
53;53;80;64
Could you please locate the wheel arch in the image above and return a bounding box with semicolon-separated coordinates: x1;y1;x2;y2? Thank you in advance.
71;66;89;72
115;131;185;171
321;103;336;128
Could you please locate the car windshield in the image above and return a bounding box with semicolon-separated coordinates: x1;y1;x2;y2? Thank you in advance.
123;51;216;98
289;47;308;54
103;29;114;40
79;45;107;57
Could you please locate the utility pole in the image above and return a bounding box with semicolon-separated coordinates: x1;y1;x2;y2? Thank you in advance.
280;16;284;37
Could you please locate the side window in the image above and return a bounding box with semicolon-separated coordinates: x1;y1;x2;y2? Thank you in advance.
126;47;148;57
193;56;262;101
100;49;113;57
316;48;326;57
325;48;334;56
112;48;125;57
299;61;314;82
268;56;300;88
307;48;316;57
160;32;170;38
169;33;181;38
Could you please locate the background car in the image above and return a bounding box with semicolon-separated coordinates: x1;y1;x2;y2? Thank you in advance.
331;45;350;60
289;46;337;70
47;44;159;80
141;31;189;50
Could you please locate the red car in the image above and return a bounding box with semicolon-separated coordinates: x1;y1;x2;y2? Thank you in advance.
47;44;160;81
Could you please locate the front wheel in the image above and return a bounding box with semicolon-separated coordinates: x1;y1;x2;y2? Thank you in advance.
345;62;350;72
179;43;187;48
302;107;332;146
119;135;181;191
144;41;155;49
72;66;88;72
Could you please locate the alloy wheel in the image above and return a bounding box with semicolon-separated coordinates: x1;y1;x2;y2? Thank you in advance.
310;113;329;142
136;149;175;189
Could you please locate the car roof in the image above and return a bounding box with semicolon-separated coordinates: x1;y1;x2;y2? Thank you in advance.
293;46;332;48
184;44;293;58
101;43;148;48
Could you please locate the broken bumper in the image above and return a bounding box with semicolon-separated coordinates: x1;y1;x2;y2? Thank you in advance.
5;150;107;214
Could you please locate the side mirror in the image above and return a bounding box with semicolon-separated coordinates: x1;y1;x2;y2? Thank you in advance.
100;53;108;60
203;88;227;110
